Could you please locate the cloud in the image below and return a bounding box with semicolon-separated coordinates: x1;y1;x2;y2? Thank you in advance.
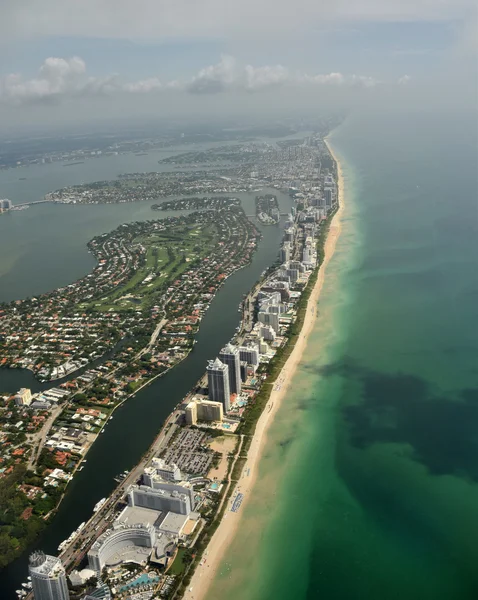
244;64;290;91
398;74;411;85
0;55;403;105
0;57;87;104
0;57;162;104
186;56;378;94
0;0;474;42
0;57;121;104
186;56;290;94
187;55;237;94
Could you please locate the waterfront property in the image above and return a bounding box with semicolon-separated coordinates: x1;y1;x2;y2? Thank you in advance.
3;131;339;596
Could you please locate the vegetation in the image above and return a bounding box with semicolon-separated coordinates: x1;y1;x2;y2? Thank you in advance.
0;465;49;568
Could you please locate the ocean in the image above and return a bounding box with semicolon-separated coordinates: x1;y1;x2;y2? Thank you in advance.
206;110;478;600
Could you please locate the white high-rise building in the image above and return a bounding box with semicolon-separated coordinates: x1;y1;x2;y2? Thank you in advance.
239;345;260;367
207;358;231;411
29;552;70;600
219;343;241;395
258;310;280;333
260;325;276;342
143;458;181;483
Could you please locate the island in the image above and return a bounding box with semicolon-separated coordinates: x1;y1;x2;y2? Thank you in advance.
151;196;241;211
255;193;280;224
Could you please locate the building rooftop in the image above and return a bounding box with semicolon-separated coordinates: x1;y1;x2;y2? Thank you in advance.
117;505;164;529
158;511;189;536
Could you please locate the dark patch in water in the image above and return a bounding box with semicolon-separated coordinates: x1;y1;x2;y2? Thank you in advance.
312;359;478;480
343;369;478;480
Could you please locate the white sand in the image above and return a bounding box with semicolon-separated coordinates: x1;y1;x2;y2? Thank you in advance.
184;138;345;600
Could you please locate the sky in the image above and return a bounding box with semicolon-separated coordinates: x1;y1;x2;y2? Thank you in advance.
0;0;476;129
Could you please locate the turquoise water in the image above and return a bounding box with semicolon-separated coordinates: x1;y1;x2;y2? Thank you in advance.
208;111;478;600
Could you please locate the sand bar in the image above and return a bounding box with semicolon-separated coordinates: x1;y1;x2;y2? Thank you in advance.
184;136;345;600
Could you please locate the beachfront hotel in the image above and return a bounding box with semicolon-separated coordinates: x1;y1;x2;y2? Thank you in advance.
207;358;231;411
219;342;242;395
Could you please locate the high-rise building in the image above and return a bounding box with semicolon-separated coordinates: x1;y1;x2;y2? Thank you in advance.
185;399;223;425
258;310;280;333
302;246;313;265
0;199;12;211
260;325;276;342
29;552;70;600
143;458;181;483
219;343;241;395
239;345;259;367
15;387;32;406
324;187;333;207
185;401;198;426
128;485;192;515
207;358;231;411
88;523;156;573
279;243;290;264
141;461;195;508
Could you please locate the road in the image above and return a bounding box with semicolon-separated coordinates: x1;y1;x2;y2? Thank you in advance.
27;405;65;469
59;409;182;569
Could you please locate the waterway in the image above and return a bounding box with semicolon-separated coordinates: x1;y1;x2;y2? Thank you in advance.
0;177;292;596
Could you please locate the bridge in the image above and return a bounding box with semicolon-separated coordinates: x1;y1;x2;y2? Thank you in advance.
245;212;289;218
11;200;51;208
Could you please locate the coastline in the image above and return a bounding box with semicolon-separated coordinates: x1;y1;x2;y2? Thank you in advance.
184;135;345;600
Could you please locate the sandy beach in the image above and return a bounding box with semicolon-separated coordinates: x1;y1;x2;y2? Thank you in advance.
184;137;345;600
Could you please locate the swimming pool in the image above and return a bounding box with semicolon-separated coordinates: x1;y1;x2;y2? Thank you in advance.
119;573;160;592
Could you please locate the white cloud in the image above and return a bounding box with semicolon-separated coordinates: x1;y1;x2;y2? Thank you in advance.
0;0;474;42
0;57;162;104
299;72;345;85
0;55;404;105
186;57;378;93
187;55;238;94
0;57;87;104
244;64;290;91
398;74;411;85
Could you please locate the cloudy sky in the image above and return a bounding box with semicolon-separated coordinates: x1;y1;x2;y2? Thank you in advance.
0;0;476;127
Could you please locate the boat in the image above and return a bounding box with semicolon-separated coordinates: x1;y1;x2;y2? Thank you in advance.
93;498;107;513
113;469;129;483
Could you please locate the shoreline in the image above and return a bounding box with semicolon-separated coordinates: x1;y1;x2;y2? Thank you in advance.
184;135;346;600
